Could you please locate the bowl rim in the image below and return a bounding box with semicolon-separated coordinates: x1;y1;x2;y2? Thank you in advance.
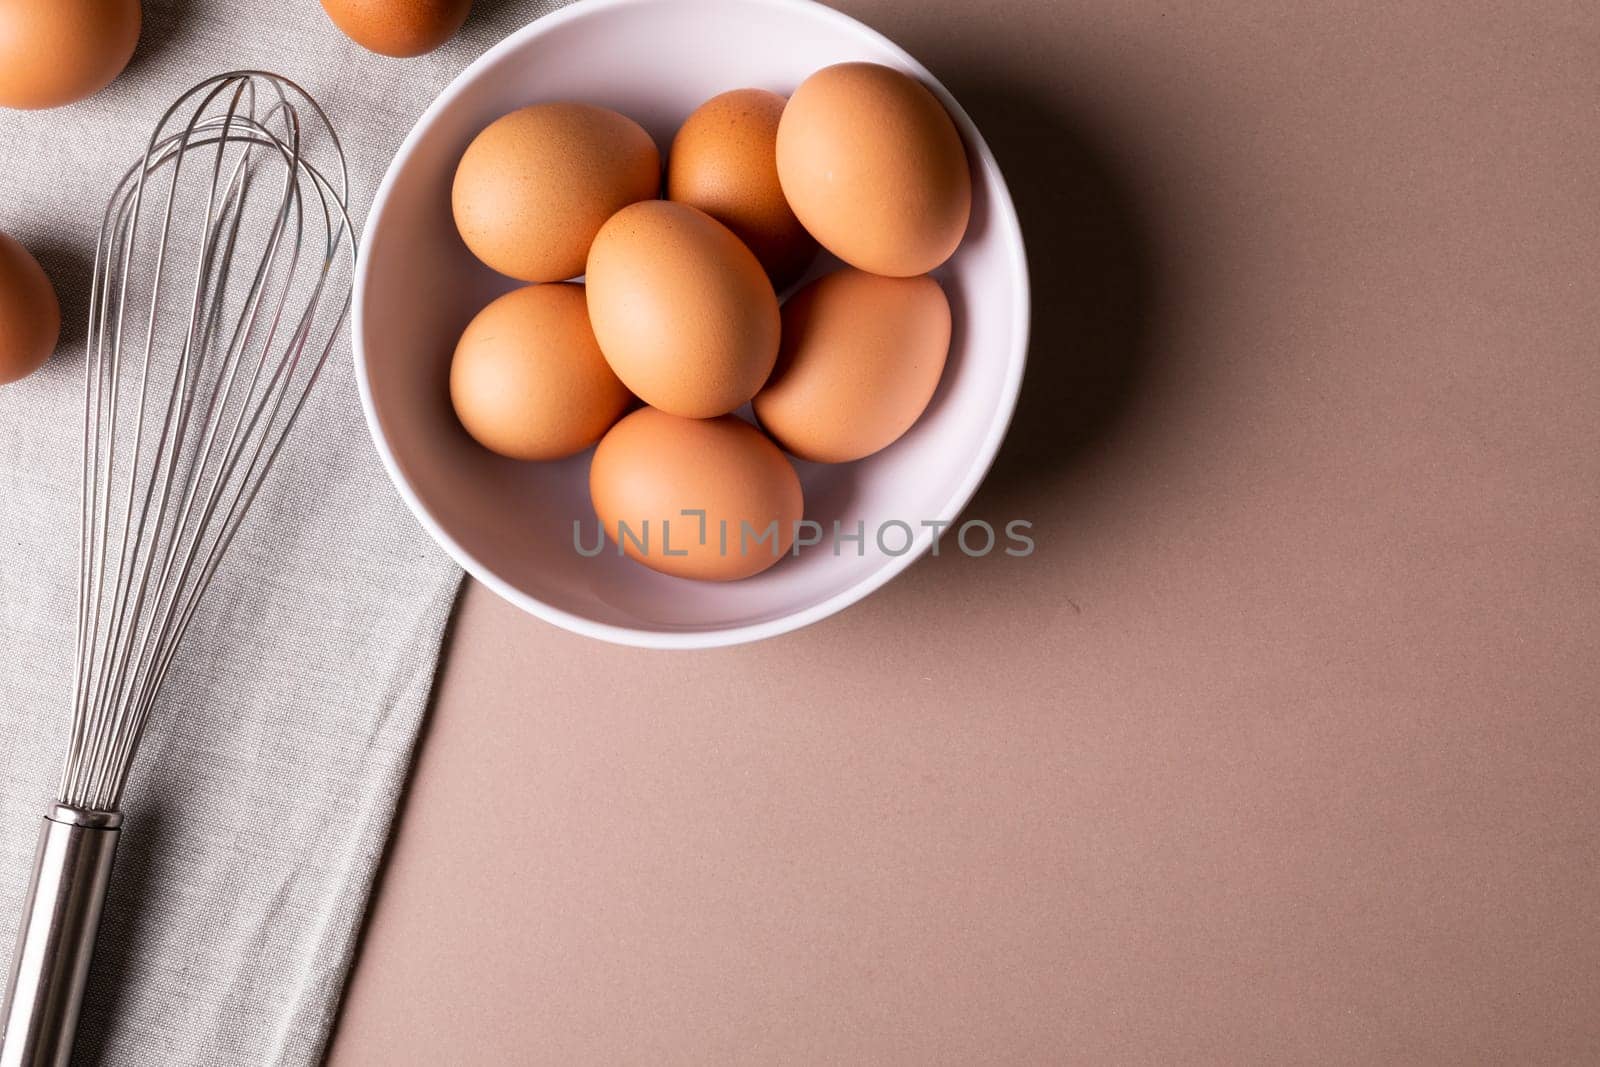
353;0;1032;650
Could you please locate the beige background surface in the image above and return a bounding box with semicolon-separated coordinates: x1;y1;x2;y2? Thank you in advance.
329;0;1600;1063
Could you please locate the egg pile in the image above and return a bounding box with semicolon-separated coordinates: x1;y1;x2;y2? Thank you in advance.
448;62;971;582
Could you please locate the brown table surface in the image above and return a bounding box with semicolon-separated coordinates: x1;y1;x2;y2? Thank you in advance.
327;1;1600;1063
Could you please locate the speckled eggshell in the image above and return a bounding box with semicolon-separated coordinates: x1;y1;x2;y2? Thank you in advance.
776;62;972;278
0;232;60;385
667;88;817;292
585;200;780;419
320;0;472;58
0;0;140;110
753;268;950;463
450;283;632;461
452;103;660;283
589;407;803;581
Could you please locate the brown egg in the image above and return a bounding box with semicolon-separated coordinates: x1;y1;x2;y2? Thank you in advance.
776;62;972;278
320;0;471;58
586;201;779;419
0;0;140;110
450;283;631;461
590;407;803;581
667;89;817;291
754;268;950;463
453;103;660;283
0;233;60;385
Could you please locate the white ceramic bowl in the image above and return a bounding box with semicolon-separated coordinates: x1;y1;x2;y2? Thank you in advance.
355;0;1030;648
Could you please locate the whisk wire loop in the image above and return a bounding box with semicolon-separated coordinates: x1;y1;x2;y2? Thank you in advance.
57;72;355;813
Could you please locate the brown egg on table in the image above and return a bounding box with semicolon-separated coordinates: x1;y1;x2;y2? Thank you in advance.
586;200;779;419
453;102;660;283
450;283;631;461
776;62;972;278
754;268;950;464
0;233;60;385
667;88;817;292
0;0;141;110
589;407;803;582
320;0;472;58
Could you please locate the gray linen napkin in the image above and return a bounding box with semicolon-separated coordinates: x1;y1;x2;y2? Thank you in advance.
1;1;563;1062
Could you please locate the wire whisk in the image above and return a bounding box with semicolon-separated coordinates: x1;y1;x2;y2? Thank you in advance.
2;71;354;1067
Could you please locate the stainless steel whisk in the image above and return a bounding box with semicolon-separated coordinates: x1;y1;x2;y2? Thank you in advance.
1;72;354;1067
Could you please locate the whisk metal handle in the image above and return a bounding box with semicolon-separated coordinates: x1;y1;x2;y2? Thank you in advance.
0;806;122;1067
